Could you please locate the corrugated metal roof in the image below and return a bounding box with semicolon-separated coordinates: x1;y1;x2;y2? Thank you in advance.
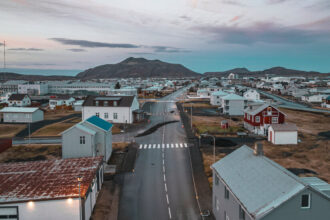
0;157;103;203
212;146;305;218
222;93;246;101
75;124;96;135
0;107;39;113
86;116;112;131
300;177;330;198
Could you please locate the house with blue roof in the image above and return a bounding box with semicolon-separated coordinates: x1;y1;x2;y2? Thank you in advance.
61;115;113;163
212;144;330;220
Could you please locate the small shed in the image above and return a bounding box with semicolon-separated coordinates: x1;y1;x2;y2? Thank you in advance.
268;123;298;145
0;107;44;123
221;120;229;129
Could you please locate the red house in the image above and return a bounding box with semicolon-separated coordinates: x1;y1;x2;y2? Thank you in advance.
244;103;286;136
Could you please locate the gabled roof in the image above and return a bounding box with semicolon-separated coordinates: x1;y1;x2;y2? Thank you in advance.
211;91;228;96
8;94;29;101
244;103;285;116
82;95;135;107
0;107;39;113
85;116;112;132
222;93;246;101
0;157;103;203
270;123;297;132
212;146;306;219
61;123;96;136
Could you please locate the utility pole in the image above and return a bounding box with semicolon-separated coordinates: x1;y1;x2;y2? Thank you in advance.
3;40;6;69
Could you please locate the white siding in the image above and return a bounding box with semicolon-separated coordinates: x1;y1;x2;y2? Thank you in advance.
268;127;298;145
2;110;43;123
82;106;133;124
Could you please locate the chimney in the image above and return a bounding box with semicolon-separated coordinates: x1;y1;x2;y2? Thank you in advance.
254;142;264;156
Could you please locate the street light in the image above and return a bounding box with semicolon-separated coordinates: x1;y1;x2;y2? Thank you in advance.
201;133;216;164
77;176;83;220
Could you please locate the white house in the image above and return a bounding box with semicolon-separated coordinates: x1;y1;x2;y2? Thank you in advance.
0;157;104;220
220;94;247;116
210;91;228;106
301;94;324;103
73;100;84;112
7;94;31;107
82;95;139;124
0;107;44;123
228;73;237;79
196;89;210;98
268;123;298;145
49;95;75;110
243;89;260;101
61;116;112;163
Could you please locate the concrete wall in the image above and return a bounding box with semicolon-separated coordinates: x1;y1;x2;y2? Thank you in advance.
82;106;133;123
213;172;253;220
0;198;80;220
262;188;330;220
3;110;43;123
62;128;95;159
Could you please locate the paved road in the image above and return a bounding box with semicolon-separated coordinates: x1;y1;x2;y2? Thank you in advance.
118;87;201;220
258;89;330;113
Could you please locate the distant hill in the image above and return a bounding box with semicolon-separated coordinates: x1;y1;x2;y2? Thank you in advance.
0;72;75;81
204;67;330;77
76;57;200;79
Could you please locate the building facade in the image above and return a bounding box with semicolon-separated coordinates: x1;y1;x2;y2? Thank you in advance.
0;107;44;123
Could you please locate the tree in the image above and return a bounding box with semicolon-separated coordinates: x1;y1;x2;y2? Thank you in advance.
115;82;121;89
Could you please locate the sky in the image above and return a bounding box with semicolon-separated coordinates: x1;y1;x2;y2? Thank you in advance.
0;0;330;73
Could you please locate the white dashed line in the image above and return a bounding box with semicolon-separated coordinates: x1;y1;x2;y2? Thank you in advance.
168;207;172;219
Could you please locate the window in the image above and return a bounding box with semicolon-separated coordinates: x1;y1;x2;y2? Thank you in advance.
96;112;100;117
104;101;108;106
113;101;117;106
113;112;118;119
255;116;260;123
272;117;278;124
224;187;229;199
247;114;250;120
239;205;245;220
215;175;219;185
301;194;310;208
104;112;108;119
95;101;99;106
80;136;85;144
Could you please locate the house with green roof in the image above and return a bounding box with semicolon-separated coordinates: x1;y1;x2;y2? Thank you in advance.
61;116;113;163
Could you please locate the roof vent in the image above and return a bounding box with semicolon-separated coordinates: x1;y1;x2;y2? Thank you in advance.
254;142;264;156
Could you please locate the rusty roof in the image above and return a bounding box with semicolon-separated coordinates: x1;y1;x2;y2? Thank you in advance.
0;157;103;203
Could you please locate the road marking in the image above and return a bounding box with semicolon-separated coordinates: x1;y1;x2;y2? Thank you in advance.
162;144;165;149
168;207;172;219
180;143;183;148
175;143;179;148
166;144;169;148
171;144;174;148
144;144;148;149
158;144;160;149
164;174;166;182
163;159;165;165
165;183;167;192
163;166;165;173
139;143;189;150
166;194;169;204
149;144;152;149
139;144;142;149
184;143;188;148
153;144;156;149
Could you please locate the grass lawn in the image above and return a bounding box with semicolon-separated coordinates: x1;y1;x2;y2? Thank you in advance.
0;124;27;138
32;117;81;136
0;144;61;163
44;109;77;120
183;102;215;108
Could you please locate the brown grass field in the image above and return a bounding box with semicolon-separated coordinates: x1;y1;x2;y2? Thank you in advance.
32;117;81;136
0;144;61;163
44;109;76;120
0;124;27;138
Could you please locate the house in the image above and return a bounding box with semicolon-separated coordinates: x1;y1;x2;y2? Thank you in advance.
210;91;228;106
219;94;247;116
197;89;211;98
321;96;330;108
82;95;139;124
228;73;237;80
243;89;260;101
49;95;75;110
301;94;324;103
0;157;104;220
0;107;44;123
7;94;31;107
268;123;298;145
73;100;85;112
244;104;286;136
61;116;112;163
212;144;330;220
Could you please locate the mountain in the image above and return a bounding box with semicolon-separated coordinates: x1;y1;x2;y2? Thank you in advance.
76;57;200;79
0;72;75;81
204;67;330;77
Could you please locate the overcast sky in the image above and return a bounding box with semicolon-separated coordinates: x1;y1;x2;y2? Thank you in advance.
0;0;330;73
